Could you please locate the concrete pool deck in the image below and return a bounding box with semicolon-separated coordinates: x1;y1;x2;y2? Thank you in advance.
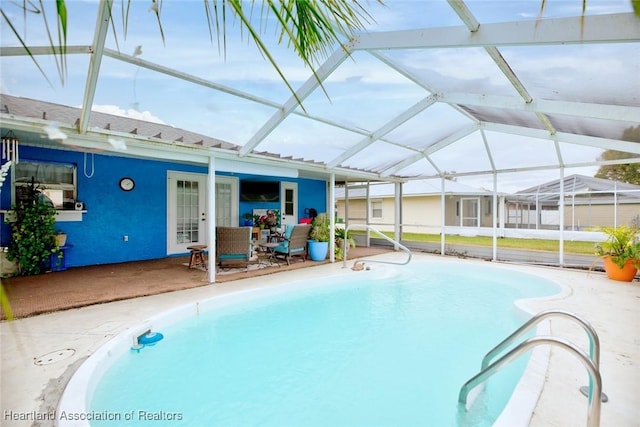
1;253;638;426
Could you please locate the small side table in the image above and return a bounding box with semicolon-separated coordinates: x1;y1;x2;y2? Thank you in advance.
258;242;280;267
187;245;207;270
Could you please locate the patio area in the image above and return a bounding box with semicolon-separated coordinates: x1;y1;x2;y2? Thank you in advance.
0;245;390;320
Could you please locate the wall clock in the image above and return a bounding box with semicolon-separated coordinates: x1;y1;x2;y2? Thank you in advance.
119;177;135;191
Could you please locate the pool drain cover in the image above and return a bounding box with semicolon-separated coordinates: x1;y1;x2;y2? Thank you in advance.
34;349;76;366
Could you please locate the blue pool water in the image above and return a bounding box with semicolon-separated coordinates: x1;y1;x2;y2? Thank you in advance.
89;261;559;426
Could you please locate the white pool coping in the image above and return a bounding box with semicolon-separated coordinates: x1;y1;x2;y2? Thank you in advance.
2;253;639;427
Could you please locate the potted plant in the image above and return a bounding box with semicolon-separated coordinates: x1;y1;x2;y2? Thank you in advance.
595;225;640;282
5;180;61;276
242;212;254;226
334;226;355;260
259;209;279;232
54;230;68;247
308;213;330;261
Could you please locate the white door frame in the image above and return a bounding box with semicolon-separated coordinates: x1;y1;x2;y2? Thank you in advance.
281;181;298;228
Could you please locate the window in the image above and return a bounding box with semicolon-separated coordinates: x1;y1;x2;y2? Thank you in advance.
370;199;383;219
460;198;479;227
14;161;77;209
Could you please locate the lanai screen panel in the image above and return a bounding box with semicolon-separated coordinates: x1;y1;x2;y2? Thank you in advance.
257;114;363;164
380;47;524;98
99;1;307;104
459;107;546;130
428;132;493;174
0;54;91;113
485;132;562;171
339;140;419;174
383;103;476;151
364;1;463;31
89;57;280;147
498;44;640;107
295;51;428;131
393;157;440;179
547;116;640;144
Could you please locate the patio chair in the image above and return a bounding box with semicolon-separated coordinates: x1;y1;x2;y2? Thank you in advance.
273;224;311;265
216;226;253;272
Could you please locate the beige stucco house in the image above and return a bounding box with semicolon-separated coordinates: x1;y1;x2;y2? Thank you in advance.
508;174;640;231
335;179;496;234
336;175;640;238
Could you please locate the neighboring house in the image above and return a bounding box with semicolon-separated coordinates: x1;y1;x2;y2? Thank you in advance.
335;179;497;234
507;175;640;231
0;95;328;270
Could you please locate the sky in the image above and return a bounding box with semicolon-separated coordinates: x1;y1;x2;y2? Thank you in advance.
0;0;637;192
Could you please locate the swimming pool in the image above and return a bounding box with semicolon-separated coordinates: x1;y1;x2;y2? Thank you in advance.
59;260;560;426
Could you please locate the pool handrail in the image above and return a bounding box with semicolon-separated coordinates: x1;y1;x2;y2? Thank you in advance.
341;224;412;268
458;335;602;427
481;309;600;370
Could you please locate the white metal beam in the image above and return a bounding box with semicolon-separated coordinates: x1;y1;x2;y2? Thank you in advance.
352;13;640;50
447;0;480;32
0;46;92;56
79;0;111;134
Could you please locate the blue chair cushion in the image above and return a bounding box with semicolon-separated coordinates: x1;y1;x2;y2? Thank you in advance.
284;225;294;239
274;225;294;253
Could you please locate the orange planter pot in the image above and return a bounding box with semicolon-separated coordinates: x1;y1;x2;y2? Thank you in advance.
602;256;638;282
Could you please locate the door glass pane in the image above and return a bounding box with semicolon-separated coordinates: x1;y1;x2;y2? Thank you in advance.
176;179;200;243
284;188;294;215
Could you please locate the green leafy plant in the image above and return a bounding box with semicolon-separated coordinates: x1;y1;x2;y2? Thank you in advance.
334;227;356;260
309;213;330;242
594;225;640;269
5;180;61;276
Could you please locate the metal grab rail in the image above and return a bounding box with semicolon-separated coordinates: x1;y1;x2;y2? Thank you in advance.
482;309;600;370
481;309;607;403
458;336;602;427
341;224;412;268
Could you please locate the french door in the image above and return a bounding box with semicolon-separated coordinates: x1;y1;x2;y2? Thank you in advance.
167;172;208;254
167;173;240;254
215;176;239;227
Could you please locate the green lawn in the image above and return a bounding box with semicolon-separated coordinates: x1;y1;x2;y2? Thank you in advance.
360;231;597;255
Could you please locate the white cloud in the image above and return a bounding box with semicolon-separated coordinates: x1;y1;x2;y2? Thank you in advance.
91;104;166;124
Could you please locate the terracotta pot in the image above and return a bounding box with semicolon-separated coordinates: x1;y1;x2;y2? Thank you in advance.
602;256;638;282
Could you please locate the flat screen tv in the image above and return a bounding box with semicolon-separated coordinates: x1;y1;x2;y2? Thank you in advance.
240;180;280;202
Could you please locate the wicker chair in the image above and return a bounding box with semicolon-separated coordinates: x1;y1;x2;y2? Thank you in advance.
216;226;253;272
274;224;311;265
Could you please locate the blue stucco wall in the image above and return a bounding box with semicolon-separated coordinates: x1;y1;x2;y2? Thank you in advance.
1;146;327;269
